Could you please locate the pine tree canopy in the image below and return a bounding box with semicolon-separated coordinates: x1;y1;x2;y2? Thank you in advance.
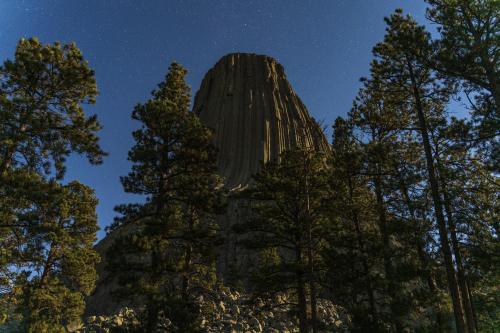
0;37;105;179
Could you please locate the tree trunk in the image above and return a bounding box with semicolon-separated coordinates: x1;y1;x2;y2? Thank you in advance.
372;161;401;332
399;179;445;332
304;154;318;333
466;279;479;332
440;181;477;333
182;210;195;301
307;247;318;333
408;62;468;333
182;245;192;301
306;229;318;333
146;297;158;333
147;240;161;332
308;257;318;333
353;213;378;323
348;177;378;323
296;246;309;333
373;172;392;283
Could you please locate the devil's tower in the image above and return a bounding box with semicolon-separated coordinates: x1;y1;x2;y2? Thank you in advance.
193;53;329;189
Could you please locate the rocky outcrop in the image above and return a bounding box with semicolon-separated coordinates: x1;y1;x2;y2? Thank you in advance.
79;288;350;333
193;53;328;189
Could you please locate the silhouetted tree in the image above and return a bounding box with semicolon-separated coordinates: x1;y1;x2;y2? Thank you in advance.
107;62;224;332
235;147;329;333
323;117;386;332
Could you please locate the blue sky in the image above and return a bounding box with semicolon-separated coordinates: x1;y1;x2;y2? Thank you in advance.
1;0;432;239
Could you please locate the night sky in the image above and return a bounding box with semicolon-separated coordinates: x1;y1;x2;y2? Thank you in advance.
1;0;431;239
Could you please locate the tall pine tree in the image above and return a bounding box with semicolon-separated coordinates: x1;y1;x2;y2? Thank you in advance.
235;147;329;333
324;117;386;332
369;9;469;332
106;62;224;332
0;38;104;330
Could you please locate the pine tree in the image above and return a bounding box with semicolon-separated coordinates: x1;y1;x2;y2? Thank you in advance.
0;38;104;330
12;180;99;333
234;147;329;333
323;117;386;332
0;37;104;178
369;9;469;332
389;129;450;332
106;62;224;332
459;160;499;332
349;80;442;331
426;0;500;170
430;117;499;332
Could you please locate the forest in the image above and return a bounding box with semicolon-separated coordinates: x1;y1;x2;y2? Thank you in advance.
0;1;498;332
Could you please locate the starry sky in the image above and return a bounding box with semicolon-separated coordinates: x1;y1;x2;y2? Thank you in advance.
1;0;432;239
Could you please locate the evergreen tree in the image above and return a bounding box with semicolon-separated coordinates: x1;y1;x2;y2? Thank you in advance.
368;10;470;333
0;37;104;179
0;38;104;329
328;5;499;331
426;0;499;170
106;62;224;332
459;161;499;332
323;117;386;332
388;129;451;332
13;180;99;333
235;147;329;333
350;80;441;331
430;117;499;332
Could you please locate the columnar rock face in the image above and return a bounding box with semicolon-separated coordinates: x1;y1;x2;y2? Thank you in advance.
193;53;329;189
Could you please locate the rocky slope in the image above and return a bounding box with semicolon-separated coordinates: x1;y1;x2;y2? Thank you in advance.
80;288;350;333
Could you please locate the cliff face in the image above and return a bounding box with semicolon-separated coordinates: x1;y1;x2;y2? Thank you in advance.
194;53;328;282
193;53;328;189
86;53;328;315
